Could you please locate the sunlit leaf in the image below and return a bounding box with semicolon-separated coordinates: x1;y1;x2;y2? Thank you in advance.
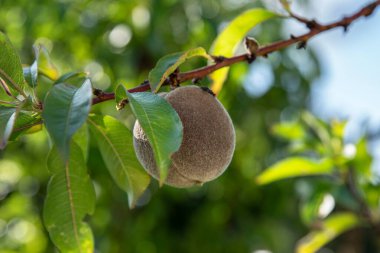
256;157;334;185
296;213;361;253
43;79;92;160
36;44;59;80
44;142;95;253
0;106;17;149
272;121;306;140
148;47;211;92
88;115;151;208
54;71;88;85
23;45;60;87
0;31;25;92
209;9;277;94
120;86;183;185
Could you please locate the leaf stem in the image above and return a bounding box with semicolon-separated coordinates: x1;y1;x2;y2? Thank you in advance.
0;68;27;98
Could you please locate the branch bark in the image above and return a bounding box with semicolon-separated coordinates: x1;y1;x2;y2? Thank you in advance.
92;0;380;105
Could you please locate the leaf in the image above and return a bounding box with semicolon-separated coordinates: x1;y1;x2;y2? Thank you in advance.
36;44;59;80
23;45;60;87
42;79;92;160
0;106;17;149
256;157;334;185
44;142;95;253
88;115;151;208
23;61;38;88
0;31;25;91
272;121;306;140
54;71;88;85
209;9;277;94
120;86;183;185
10;111;42;140
148;47;211;92
73;123;89;162
296;213;361;253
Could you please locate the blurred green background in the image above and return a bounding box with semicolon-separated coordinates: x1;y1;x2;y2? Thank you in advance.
1;0;376;252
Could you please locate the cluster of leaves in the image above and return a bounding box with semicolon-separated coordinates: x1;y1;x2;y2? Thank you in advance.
0;7;283;252
257;111;380;252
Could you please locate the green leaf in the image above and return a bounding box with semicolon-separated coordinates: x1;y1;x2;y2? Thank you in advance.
54;71;88;85
148;47;211;92
256;157;334;185
23;61;38;88
23;45;60;87
209;9;277;94
120;87;183;185
73;123;89;162
0;31;25;92
88;115;151;208
44;142;95;253
36;44;59;80
296;213;361;253
272;121;306;140
43;79;92;160
0;106;17;149
10;111;42;140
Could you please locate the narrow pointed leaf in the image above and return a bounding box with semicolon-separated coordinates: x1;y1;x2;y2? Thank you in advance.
209;9;277;94
0;31;25;91
43;79;92;160
0;106;17;149
120;86;183;185
44;142;95;253
256;157;334;185
296;213;361;253
148;47;211;92
88;115;150;207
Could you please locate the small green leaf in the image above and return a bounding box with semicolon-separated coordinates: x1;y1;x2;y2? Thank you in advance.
23;45;60;87
0;31;25;92
23;61;38;88
43;79;92;160
44;142;95;253
256;157;334;185
88;115;151;208
272;121;306;140
209;9;277;94
120;86;183;185
115;84;129;110
0;106;17;149
296;213;361;253
36;44;59;80
148;47;211;92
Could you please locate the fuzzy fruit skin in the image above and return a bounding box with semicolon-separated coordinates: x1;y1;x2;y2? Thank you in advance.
133;86;235;188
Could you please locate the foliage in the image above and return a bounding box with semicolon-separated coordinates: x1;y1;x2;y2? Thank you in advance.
0;1;379;253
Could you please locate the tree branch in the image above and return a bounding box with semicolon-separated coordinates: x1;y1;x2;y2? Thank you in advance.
92;0;380;105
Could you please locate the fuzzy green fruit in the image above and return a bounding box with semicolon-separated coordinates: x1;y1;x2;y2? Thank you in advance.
133;86;235;188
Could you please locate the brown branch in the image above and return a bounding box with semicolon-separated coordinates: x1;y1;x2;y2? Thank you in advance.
92;0;380;105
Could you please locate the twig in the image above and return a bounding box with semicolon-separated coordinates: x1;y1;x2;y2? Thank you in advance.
91;0;380;105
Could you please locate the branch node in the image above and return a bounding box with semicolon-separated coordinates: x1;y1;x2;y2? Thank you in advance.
169;68;180;90
211;55;227;63
296;40;307;50
290;34;298;40
246;54;256;64
306;19;321;29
